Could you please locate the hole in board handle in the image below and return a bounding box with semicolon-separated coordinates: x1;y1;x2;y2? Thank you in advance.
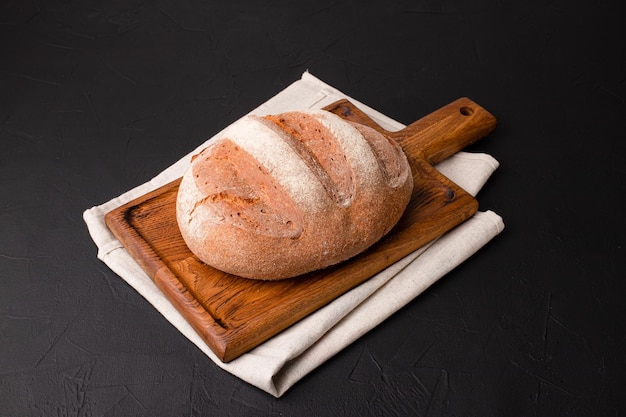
460;106;474;116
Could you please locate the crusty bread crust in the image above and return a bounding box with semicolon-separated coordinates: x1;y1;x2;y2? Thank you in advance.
176;110;413;280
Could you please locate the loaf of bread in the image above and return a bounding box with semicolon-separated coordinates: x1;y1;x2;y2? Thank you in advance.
176;109;413;280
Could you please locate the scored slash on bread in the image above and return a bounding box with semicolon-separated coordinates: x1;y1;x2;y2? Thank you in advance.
188;141;305;239
259;113;355;207
176;109;414;280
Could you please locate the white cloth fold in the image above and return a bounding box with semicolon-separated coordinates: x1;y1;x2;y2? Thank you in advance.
83;71;504;397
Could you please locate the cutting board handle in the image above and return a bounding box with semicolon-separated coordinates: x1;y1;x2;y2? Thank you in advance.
393;97;497;165
324;97;496;165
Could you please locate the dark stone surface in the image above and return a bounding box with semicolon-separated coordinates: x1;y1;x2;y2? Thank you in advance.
1;0;624;415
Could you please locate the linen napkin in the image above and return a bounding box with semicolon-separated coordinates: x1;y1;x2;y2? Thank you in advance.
83;71;504;397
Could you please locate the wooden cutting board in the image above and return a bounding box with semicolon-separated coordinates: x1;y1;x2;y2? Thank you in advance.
105;98;496;362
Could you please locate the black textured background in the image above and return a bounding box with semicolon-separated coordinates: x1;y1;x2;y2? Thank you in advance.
1;0;625;416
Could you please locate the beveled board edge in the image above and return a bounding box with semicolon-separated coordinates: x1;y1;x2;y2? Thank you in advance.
104;181;231;359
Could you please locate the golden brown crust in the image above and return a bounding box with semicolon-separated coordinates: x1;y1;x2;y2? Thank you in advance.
176;110;413;280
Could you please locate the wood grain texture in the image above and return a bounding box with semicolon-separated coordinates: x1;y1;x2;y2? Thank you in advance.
104;98;496;362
